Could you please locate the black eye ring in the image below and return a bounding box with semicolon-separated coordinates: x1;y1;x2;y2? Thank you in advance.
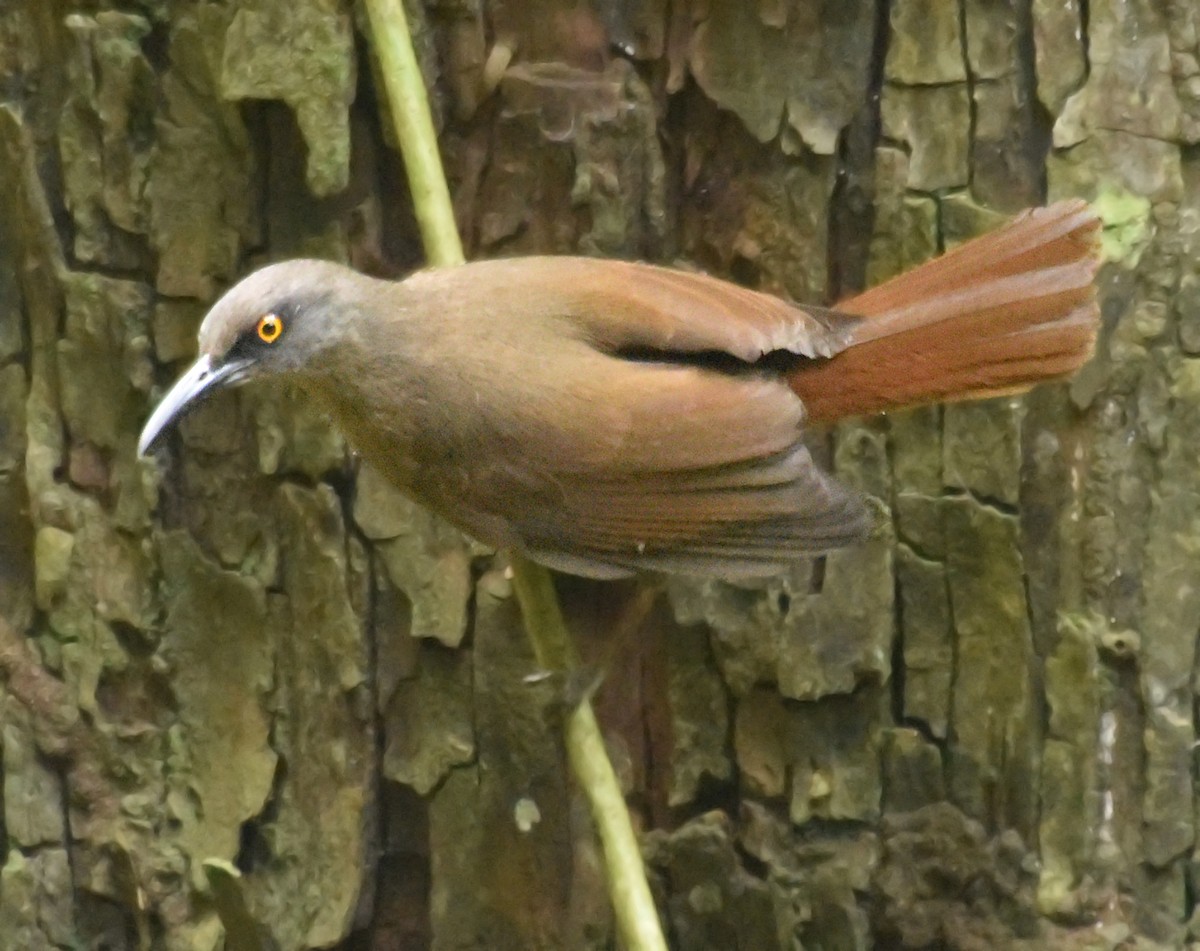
256;313;284;344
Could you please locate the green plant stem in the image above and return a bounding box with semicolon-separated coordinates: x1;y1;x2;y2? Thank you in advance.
361;0;464;267
361;3;668;950
509;553;668;951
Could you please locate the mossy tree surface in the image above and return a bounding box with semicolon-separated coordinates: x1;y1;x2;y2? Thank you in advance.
1;1;1197;949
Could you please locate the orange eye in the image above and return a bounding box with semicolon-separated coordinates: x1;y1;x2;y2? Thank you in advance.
256;313;284;343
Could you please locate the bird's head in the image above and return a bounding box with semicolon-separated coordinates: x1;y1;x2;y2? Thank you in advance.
138;259;361;456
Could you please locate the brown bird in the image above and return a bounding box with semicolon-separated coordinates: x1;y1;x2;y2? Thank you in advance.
140;201;1100;578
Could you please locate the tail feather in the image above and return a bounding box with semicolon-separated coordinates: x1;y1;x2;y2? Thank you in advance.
792;201;1101;422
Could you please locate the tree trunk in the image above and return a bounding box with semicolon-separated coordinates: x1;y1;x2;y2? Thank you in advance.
1;0;1197;949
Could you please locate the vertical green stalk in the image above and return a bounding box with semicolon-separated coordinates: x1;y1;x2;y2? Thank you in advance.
361;0;464;267
508;553;669;951
361;3;668;949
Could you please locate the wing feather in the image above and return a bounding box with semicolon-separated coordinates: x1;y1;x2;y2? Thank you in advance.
496;372;870;577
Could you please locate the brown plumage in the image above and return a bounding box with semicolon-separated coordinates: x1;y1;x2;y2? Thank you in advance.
140;201;1101;579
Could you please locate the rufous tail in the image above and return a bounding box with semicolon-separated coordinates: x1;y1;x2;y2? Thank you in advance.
792;200;1101;422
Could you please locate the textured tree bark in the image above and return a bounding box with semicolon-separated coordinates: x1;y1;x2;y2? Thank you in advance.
0;1;1197;949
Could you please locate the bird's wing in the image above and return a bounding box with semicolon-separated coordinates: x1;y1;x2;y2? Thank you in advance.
409;256;862;362
400;257;871;578
462;359;871;579
517;445;871;579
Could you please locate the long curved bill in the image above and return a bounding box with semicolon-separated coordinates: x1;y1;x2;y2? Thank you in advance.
138;355;252;456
